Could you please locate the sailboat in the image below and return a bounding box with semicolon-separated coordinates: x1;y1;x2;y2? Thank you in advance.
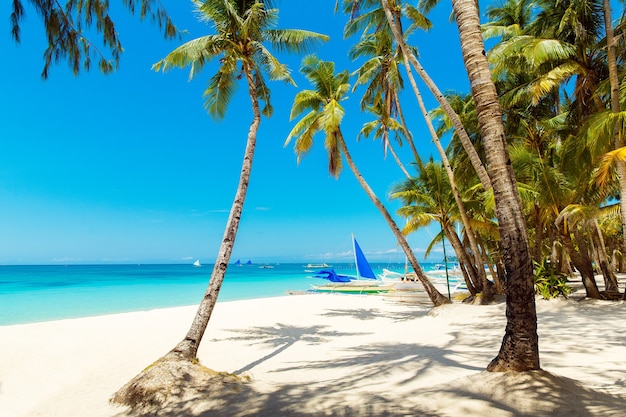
310;235;391;294
193;259;201;267
234;259;241;266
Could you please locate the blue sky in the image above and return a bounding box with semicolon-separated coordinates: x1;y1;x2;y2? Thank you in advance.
1;0;471;265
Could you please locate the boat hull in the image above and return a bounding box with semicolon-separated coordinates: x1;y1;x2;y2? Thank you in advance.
383;290;431;303
310;283;392;294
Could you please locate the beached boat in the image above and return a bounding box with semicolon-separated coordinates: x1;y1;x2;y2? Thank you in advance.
379;268;425;291
305;262;331;269
380;266;470;302
193;259;201;267
311;282;393;294
383;288;431;303
310;235;391;294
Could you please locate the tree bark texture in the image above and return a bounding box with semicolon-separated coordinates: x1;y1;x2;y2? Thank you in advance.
452;0;540;371
172;64;261;359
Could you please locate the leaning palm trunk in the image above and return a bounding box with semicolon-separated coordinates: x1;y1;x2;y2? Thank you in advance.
337;130;450;306
112;64;261;408
602;0;626;263
380;0;492;191
451;0;539;371
591;219;619;292
381;0;492;299
566;228;603;299
172;65;260;359
392;18;492;301
444;222;481;295
386;137;412;178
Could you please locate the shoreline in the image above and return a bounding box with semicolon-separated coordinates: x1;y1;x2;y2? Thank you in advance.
1;293;625;416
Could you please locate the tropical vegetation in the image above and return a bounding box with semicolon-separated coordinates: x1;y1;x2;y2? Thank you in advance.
109;0;327;408
9;0;626;408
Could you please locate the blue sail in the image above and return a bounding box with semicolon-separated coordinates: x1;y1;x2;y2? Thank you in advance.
353;236;376;280
314;269;353;283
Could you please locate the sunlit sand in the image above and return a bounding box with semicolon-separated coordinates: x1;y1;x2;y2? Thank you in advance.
1;284;624;416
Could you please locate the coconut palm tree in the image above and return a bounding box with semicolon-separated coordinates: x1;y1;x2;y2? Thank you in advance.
451;0;540;371
343;0;493;299
348;13;427;164
113;0;327;408
285;55;450;306
10;0;178;78
392;159;483;296
601;0;626;258
379;0;493;191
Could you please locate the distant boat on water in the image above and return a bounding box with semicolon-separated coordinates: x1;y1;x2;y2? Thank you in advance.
305;262;331;269
234;259;241;266
193;259;201;267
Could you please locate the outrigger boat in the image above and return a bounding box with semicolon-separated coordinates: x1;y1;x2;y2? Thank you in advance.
310;235;391;294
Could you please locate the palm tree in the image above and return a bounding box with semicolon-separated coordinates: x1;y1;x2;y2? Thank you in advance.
349;16;426;165
451;0;540;371
379;0;493;191
112;0;327;408
392;159;483;296
285;55;450;306
344;0;493;300
10;0;178;78
601;0;626;260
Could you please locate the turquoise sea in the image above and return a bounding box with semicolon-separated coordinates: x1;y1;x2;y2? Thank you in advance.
0;262;444;326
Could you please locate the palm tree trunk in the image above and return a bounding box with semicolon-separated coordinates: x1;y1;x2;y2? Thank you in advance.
393;89;420;163
602;0;626;259
571;228;604;299
533;204;543;263
451;0;539;371
336;130;450;306
443;222;481;294
381;0;492;191
592;219;619;292
171;64;260;360
386;139;412;178
394;29;492;301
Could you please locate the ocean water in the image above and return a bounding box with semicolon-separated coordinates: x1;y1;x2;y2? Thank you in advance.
0;262;445;326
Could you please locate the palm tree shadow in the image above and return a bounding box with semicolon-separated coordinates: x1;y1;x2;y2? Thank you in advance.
320;305;430;322
210;323;370;374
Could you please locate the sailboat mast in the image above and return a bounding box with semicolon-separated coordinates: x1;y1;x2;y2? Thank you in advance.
351;233;360;279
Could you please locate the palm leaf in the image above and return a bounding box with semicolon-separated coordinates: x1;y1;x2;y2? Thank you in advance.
594;147;626;188
289;90;322;119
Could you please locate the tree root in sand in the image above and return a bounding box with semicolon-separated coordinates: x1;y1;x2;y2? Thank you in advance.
110;352;249;414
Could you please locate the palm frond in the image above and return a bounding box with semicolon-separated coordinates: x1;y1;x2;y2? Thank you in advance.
289;90;322;119
152;35;223;80
321;100;345;136
203;67;237;119
264;29;329;54
594;147;626;188
285;110;321;162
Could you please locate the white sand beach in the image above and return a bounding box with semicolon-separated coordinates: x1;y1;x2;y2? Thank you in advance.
1;290;625;416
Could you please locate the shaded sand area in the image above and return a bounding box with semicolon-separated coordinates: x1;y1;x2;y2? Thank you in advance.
1;291;625;416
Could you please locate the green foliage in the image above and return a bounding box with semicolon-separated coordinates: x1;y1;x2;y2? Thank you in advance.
154;0;327;120
12;0;179;79
533;259;572;299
